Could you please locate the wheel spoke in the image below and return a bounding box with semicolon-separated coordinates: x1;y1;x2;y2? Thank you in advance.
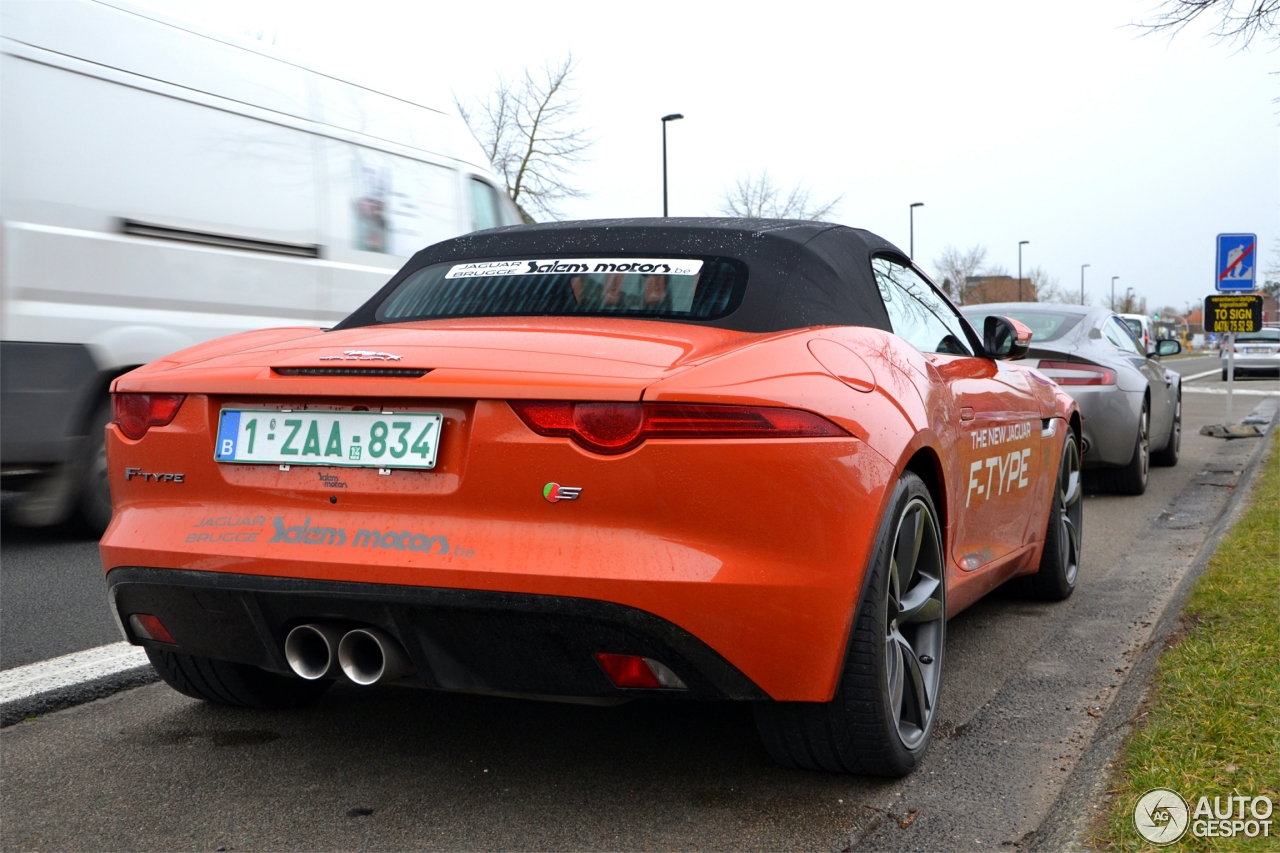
894;628;931;717
887;635;905;721
894;506;922;592
888;554;902;614
1063;468;1081;507
899;573;942;624
1064;515;1080;557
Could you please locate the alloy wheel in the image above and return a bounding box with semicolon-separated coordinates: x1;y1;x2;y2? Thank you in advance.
885;497;945;750
1057;437;1083;588
1138;407;1149;484
1171;398;1181;453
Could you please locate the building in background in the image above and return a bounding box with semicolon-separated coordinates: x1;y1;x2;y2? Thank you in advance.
963;276;1036;304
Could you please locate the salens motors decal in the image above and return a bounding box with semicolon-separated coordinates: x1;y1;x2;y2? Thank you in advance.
445;258;704;279
266;516;473;558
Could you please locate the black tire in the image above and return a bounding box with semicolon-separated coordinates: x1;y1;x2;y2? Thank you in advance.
753;472;945;776
1097;401;1149;495
77;399;114;535
1221;367;1228;381
1151;392;1180;467
146;648;332;709
1019;430;1082;601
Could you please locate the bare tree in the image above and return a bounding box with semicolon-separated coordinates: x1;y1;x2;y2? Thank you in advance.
455;55;593;222
933;245;988;302
1135;0;1279;48
1029;266;1073;304
1121;294;1149;314
719;171;842;220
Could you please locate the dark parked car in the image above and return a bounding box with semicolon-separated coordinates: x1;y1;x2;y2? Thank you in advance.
961;304;1180;495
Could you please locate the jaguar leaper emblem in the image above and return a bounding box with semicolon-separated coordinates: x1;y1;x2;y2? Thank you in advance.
318;350;403;361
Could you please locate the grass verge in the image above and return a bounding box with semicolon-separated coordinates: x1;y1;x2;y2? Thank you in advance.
1098;432;1279;851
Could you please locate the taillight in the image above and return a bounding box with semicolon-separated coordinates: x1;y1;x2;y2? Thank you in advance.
509;400;848;455
1036;361;1116;386
112;393;186;440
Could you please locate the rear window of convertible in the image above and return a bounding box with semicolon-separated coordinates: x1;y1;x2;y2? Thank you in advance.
375;257;747;323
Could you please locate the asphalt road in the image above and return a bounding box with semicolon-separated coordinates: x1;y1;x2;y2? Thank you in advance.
1;384;1276;851
1171;350;1279;386
0;517;119;670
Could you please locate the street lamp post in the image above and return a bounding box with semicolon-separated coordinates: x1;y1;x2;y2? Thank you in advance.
1080;263;1089;305
909;202;924;260
1111;276;1119;311
661;113;683;217
1017;240;1029;301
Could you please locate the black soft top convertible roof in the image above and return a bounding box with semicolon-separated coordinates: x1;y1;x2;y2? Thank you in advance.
335;218;903;334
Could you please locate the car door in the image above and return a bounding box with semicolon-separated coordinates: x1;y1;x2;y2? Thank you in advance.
869;259;1044;573
1105;316;1173;444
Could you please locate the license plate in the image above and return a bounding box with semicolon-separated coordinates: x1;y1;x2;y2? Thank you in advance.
215;409;442;469
1244;347;1269;354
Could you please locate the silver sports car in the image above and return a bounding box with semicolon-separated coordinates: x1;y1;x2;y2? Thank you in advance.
961;304;1181;495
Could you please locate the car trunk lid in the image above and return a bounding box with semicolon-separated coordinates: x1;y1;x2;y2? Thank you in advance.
115;317;768;401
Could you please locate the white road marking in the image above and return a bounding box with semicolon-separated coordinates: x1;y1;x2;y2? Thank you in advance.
1183;386;1280;397
1179;369;1222;382
0;642;148;705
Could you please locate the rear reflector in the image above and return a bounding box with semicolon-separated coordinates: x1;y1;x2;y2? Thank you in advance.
510;401;848;455
594;653;687;689
1035;361;1117;386
129;613;176;644
112;393;186;440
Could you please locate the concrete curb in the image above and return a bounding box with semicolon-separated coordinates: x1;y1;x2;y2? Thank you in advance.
1030;398;1278;852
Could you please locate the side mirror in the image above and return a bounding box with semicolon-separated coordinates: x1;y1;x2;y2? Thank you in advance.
984;315;1031;360
1155;339;1181;358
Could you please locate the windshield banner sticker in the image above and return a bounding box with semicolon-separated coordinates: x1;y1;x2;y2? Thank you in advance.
445;258;704;279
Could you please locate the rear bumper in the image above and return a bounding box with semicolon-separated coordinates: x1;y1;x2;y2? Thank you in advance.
108;567;767;701
1063;385;1141;467
1221;353;1280;373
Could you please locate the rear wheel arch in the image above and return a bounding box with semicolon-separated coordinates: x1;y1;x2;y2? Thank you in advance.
824;444;945;706
903;447;947;539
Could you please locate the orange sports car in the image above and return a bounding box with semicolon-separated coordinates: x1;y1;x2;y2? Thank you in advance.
101;219;1081;776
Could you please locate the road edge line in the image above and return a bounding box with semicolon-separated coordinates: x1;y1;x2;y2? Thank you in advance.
0;642;158;728
1029;401;1278;852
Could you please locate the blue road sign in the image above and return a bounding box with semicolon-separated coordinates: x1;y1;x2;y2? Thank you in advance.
1216;233;1257;292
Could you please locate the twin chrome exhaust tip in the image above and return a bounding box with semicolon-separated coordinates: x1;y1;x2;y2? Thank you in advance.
284;624;411;685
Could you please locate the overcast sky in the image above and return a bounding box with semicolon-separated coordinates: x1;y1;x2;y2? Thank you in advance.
141;0;1277;316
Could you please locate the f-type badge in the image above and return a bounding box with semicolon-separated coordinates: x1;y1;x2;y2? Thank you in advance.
543;483;582;503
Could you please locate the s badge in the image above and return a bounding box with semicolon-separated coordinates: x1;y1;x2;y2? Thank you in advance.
543;483;582;503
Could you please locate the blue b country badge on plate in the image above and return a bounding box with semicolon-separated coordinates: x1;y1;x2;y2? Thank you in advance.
215;410;240;460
